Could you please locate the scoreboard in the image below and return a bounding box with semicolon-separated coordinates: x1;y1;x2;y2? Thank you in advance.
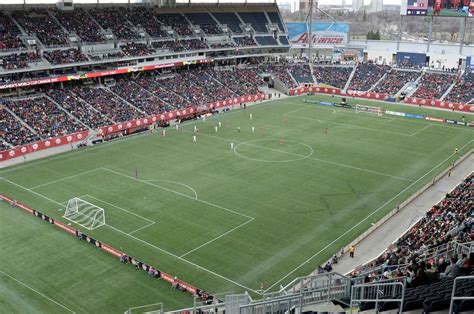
406;0;429;16
401;0;474;17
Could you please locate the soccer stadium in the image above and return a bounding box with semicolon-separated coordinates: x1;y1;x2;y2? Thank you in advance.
0;0;473;312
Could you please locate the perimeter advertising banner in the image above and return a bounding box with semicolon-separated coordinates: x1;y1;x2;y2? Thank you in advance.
287;22;349;46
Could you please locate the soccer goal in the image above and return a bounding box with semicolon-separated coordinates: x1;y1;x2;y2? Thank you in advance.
355;104;384;116
63;197;105;230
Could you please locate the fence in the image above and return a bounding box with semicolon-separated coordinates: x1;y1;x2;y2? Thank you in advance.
350;280;405;314
449;276;474;313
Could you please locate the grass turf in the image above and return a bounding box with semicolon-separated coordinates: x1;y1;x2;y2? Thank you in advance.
1;95;473;312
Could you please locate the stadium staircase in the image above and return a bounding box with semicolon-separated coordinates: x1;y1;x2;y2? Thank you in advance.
439;80;458;101
45;95;91;130
2;106;38;137
368;72;388;93
403;72;425;97
343;66;358;93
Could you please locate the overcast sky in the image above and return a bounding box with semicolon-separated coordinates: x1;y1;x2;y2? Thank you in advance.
1;0;402;3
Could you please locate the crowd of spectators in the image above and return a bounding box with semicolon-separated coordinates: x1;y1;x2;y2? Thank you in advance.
123;8;169;39
233;36;257;47
396;59;424;69
111;77;168;115
313;66;353;89
5;97;85;138
209;42;236;49
155;14;193;36
349;63;391;91
73;87;143;123
0;12;25;50
373;69;421;95
258;63;297;88
89;9;140;40
1;52;41;70
199;24;222;35
135;73;190;110
54;9;106;43
0;105;40;149
46;88;110;129
121;43;155;57
206;67;264;95
179;39;209;51
288;64;313;84
445;72;474;104
44;48;88;65
151;40;182;52
413;72;455;100
13;10;68;47
351;173;473;285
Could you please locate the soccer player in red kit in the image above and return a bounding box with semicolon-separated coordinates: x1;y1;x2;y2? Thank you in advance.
434;0;442;15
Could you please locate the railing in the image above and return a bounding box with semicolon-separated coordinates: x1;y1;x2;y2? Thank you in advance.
449;276;474;314
350;280;405;314
239;294;302;314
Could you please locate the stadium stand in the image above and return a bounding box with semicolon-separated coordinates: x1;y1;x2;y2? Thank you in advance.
288;64;313;84
89;8;140;40
4;97;85;138
123;8;169;39
54;9;106;43
185;13;222;35
255;36;278;46
267;11;285;32
233;36;257;47
0;106;40;149
258;63;297;88
279;35;289;45
206;67;264;95
155;14;193;36
445;72;474;104
373;69;421;95
151;40;182;52
43;48;88;65
212;12;242;34
413;71;456;100
121;43;155;57
313;66;353;89
0;12;25;50
73;87;143;123
178;39;209;51
1;52;41;70
13;10;69;47
238;12;269;33
349;63;391;91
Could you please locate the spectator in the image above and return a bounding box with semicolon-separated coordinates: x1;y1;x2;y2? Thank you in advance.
442;258;460;278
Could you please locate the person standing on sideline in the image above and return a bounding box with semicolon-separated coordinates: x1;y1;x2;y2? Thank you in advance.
193;135;197;143
349;245;355;258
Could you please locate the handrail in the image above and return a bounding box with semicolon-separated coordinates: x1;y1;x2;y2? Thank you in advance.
449;276;474;314
350;281;405;314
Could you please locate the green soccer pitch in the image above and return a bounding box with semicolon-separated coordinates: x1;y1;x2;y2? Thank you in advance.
1;95;473;312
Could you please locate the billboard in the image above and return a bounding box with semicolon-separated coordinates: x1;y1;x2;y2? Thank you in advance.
287;22;349;46
401;0;474;17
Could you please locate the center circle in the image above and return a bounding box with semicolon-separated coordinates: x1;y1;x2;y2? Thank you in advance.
233;139;314;163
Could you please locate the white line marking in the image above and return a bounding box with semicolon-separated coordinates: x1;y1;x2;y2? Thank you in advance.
143;180;198;200
184;130;413;182
84;194;155;224
262;139;473;292
0;177;258;294
29;168;102;190
0;271;75;313
180;218;254;258
104;224;260;294
409;124;432;137
61;194;89;205
281;106;309;116
101;167;254;220
128;222;156;235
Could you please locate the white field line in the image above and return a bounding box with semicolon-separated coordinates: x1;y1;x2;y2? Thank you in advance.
0;271;75;313
143;179;198;200
29;168;102;190
180;218;255;258
101;167;254;220
280;106;310;116
409;124;432;137
127;221;156;235
104;224;260;294
84;194;155;224
182;130;413;182
284;113;412;136
0;176;259;294
262;138;473;293
289;101;473;131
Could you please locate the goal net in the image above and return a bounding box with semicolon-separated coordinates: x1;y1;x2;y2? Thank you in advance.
64;197;105;230
355;104;384;116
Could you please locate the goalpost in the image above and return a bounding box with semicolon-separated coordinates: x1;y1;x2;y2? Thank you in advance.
355;104;384;117
64;197;105;230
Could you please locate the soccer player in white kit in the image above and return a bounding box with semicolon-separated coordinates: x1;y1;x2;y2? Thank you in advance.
193;135;197;143
251;126;255;133
215;126;218;133
249;113;253;120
